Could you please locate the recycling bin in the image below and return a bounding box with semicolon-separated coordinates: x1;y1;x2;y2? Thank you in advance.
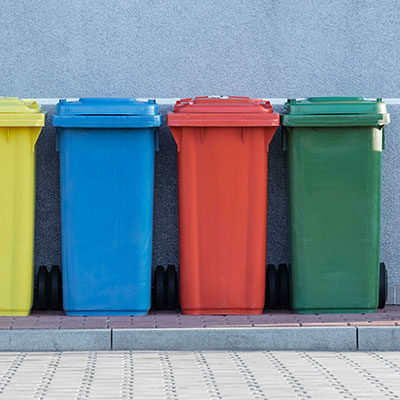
0;97;45;316
168;96;279;314
282;97;390;314
53;98;160;315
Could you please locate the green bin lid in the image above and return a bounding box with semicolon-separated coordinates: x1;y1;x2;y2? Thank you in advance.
282;97;390;127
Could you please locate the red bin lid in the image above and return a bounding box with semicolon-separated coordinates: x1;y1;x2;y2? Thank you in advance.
167;96;279;127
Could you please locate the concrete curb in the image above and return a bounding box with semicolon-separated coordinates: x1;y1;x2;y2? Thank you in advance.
0;326;398;351
112;327;357;351
0;329;111;352
358;326;400;351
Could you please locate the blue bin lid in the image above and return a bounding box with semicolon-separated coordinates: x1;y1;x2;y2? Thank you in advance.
53;98;161;128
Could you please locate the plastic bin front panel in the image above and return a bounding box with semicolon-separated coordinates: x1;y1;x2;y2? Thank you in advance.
288;126;382;313
173;126;276;314
0;127;41;315
60;127;156;315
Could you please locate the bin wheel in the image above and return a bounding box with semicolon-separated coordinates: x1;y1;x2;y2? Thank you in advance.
49;266;62;311
278;264;290;309
154;266;166;310
379;262;388;309
37;266;49;310
166;265;177;310
266;264;278;310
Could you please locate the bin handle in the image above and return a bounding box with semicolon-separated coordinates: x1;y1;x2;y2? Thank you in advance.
170;127;181;152
31;127;42;153
282;127;288;152
372;127;384;152
2;127;41;152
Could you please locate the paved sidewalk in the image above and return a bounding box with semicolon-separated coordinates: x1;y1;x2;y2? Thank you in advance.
1;350;400;399
2;306;400;330
0;307;399;352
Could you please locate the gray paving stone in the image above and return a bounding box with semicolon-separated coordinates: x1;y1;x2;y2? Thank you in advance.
0;329;111;352
5;349;400;398
112;327;357;351
358;326;400;351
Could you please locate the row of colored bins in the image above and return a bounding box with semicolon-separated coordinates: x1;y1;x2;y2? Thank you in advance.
0;96;390;316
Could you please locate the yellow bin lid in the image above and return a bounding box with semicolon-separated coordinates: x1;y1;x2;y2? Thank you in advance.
0;97;45;127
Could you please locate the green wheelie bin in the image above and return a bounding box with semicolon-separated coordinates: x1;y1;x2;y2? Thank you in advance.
282;97;390;314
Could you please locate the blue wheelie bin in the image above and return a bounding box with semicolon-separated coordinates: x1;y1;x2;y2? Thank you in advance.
53;98;160;315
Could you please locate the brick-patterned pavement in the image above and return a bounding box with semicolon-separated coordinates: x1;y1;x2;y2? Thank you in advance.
0;306;399;330
2;351;400;399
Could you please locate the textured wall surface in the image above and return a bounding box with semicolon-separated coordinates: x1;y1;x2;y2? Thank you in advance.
1;1;400;289
0;0;399;98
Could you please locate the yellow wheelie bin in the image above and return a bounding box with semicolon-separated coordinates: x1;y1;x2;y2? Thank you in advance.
0;98;45;315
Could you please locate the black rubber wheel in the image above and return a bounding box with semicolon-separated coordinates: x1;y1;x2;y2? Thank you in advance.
379;262;388;309
57;265;63;309
49;266;62;311
266;264;278;310
166;265;177;310
278;263;290;309
154;266;166;310
37;266;49;310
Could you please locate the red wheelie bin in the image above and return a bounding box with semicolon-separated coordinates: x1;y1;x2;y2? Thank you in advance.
168;96;279;314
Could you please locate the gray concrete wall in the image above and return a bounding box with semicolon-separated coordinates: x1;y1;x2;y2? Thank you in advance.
1;0;399;97
1;0;400;299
